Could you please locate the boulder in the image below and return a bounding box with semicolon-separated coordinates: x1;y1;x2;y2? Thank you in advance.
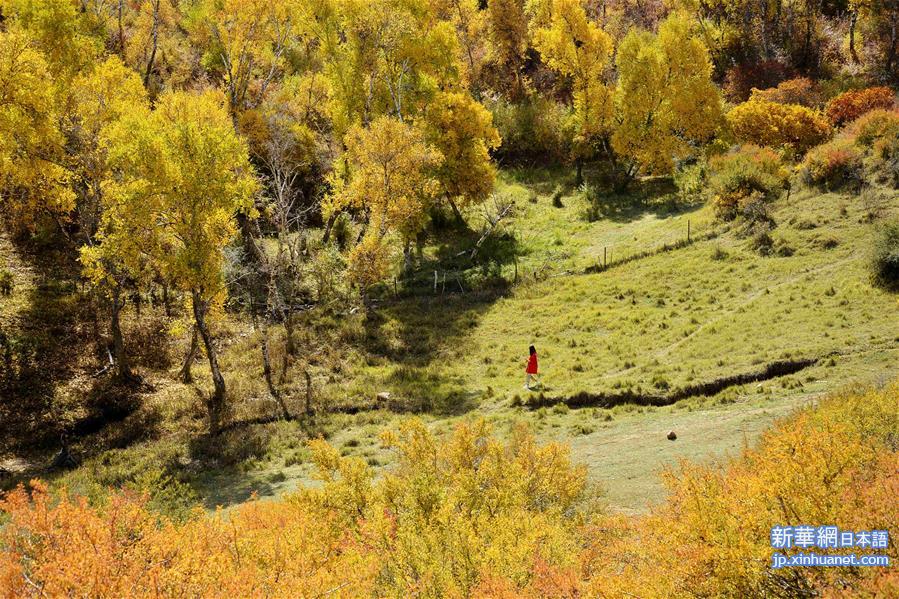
667;430;677;441
376;391;391;402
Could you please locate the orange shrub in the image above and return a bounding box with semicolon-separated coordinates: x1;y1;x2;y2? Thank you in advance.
2;383;897;598
800;137;864;190
825;86;895;126
727;100;832;155
0;480;377;596
1;420;591;597
750;77;821;107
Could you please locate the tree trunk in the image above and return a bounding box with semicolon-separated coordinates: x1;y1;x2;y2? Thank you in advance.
304;370;313;415
143;0;160;88
321;212;338;245
261;326;290;420
117;0;125;55
887;19;898;76
849;10;859;64
111;286;132;380
192;291;226;434
179;325;198;384
403;241;414;273
448;197;464;224
162;282;172;317
575;159;584;188
279;311;295;384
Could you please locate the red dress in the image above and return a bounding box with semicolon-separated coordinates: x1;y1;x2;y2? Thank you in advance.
526;354;538;374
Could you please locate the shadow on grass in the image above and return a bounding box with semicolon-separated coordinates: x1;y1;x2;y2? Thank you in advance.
582;177;704;224
0;227;165;455
0;230;89;451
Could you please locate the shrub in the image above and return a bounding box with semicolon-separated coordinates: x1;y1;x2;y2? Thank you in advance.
871;220;899;290
825;86;895;127
551;186;564;208
347;235;393;291
673;161;706;202
489;96;573;163
0;420;590;596
800;138;864;191
585;382;899;598
749;77;821;107
727;100;832;155
331;212;355;250
0;269;12;296
1;384;897;597
723;60;794;102
846;108;899;147
860;187;889;221
707;145;790;220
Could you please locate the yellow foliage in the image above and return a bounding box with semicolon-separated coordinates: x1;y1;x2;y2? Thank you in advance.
2;383;897;596
0;29;74;230
727;99;832;155
585;382;899;598
425;91;502;209
1;419;591;596
331;116;440;244
611;12;723;175
346;234;394;291
533;0;614;146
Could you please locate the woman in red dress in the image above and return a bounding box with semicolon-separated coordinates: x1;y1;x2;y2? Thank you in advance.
525;345;539;390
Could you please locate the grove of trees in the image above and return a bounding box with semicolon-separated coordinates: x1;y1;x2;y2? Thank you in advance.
1;0;898;428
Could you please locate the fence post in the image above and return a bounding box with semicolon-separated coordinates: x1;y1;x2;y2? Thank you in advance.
687;220;691;243
603;246;607;269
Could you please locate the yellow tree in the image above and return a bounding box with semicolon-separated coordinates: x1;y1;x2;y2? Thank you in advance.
0;0;100;79
102;90;257;432
72;57;149;381
850;1;899;75
433;0;489;93
424;91;501;220
485;0;530;99
328;116;440;282
610;12;723;188
0;0;106;231
532;0;614;185
0;29;74;232
189;0;302;114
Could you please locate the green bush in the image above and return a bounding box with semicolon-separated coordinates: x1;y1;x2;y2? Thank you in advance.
489;97;573;163
674;161;707;202
552;185;564;208
707;146;790;221
0;268;12;295
800;138;864;191
871;220;899;290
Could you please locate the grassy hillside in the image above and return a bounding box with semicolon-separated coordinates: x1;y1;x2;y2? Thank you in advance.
2;169;897;513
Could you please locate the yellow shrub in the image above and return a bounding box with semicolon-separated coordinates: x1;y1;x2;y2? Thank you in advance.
727;100;832;154
586;382;899;598
2;384;896;597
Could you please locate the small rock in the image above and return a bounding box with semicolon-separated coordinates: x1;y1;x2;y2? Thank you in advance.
376;391;391;402
667;430;677;441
